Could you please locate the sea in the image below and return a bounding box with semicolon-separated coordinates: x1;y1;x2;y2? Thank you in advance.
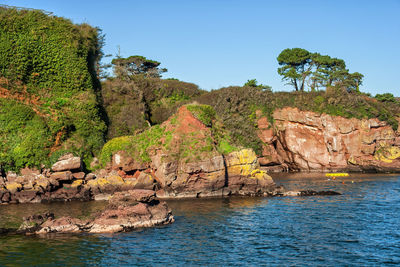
0;173;399;266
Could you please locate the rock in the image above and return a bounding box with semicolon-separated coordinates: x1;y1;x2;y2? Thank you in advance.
20;189;174;234
5;182;22;194
20;167;40;176
72;172;85;179
0;188;10;203
18;213;55;233
58;153;75;161
85;173;96;180
71;179;84;188
50;171;73;181
112;151;148;172
37;216;89;234
90;157;100;169
133;172;156;190
255;107;400;172
6;171;17;182
89;190;173;233
52;156;81;172
110;190;156;204
46;184;91;202
14;190;41;203
35;176;52;191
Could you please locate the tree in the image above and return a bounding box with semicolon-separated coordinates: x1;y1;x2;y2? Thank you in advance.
311;54;347;89
277;48;364;93
244;79;272;91
277;48;312;91
111;55;167;79
339;71;364;92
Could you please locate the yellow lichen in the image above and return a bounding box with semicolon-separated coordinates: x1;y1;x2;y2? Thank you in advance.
6;182;22;193
374;146;400;163
106;175;125;185
348;156;357;165
250;169;268;180
238;149;257;165
71;179;84;188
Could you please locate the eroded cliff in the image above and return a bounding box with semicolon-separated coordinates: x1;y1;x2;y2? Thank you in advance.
257;107;400;172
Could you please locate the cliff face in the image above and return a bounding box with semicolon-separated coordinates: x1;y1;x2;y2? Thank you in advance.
257;107;400;172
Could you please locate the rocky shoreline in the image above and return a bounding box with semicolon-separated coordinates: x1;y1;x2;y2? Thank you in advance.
3;104;397;235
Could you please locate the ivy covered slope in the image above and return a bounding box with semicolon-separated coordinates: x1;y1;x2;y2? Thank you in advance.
0;7;106;171
195;86;400;154
100;104;238;166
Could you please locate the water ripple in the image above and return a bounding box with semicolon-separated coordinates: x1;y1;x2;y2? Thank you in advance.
0;174;399;266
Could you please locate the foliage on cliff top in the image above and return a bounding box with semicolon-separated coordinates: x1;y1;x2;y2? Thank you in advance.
0;7;106;172
100;104;238;165
195;86;400;154
101;76;205;139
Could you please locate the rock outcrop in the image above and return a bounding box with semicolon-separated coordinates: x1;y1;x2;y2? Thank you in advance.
0;154;91;204
17;189;174;234
102;105;278;199
257;107;400;172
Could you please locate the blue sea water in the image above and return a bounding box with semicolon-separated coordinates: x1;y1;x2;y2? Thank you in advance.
0;173;399;266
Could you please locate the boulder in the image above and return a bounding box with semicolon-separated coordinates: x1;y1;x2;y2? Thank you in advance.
5;182;22;194
21;189;174;234
72;172;85;179
52;155;81;172
112;151;148;172
50;171;73;181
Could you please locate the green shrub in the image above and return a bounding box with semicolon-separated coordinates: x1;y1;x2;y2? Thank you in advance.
375;93;397;103
186;104;216;127
0;99;52;171
99;136;132;166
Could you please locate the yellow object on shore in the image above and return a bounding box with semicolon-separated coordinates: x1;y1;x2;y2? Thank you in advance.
325;173;349;177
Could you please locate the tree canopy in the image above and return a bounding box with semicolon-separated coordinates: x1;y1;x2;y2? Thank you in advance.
277;48;363;92
111;55;167;79
244;79;272;91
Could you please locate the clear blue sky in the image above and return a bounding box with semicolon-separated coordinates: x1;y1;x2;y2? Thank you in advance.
2;0;400;95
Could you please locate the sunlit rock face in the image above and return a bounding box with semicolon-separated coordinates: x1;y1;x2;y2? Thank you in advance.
257;107;400;172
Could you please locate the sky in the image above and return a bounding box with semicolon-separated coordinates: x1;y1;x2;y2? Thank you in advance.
2;0;400;95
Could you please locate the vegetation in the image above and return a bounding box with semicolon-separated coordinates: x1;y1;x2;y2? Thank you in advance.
101;56;204;139
0;6;106;172
186;104;216;127
111;55;167;79
100;104;237;165
375;93;397;103
195;86;400;154
277;48;363;92
244;79;272;91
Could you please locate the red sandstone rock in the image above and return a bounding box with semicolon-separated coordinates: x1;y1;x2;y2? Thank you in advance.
50;171;73;181
24;189;174;234
72;172;85;179
256;107;400;172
